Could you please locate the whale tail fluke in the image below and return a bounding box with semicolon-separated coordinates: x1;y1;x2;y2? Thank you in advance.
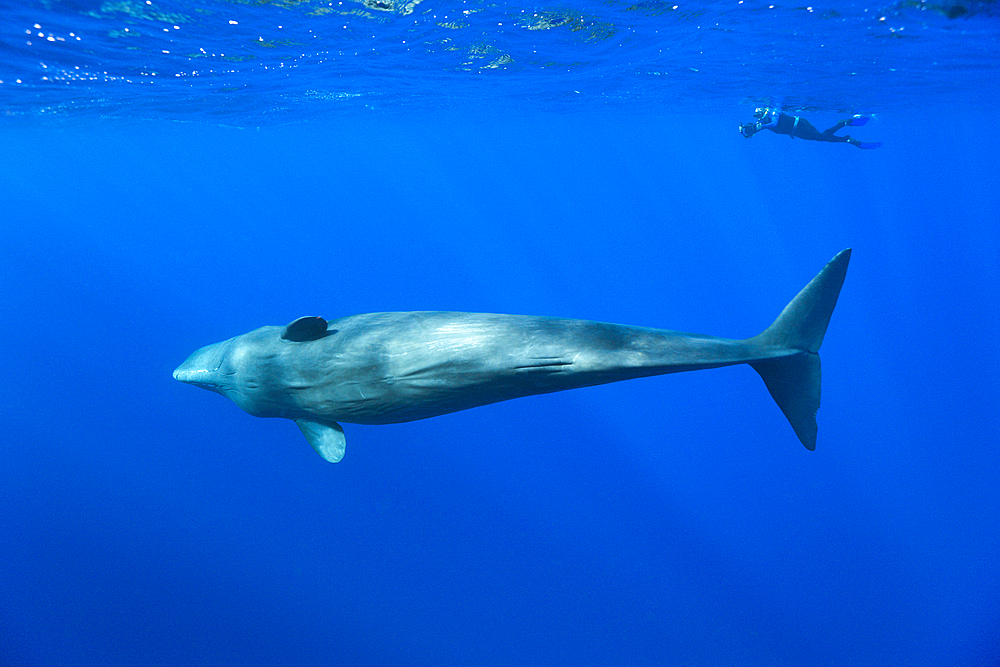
748;249;852;450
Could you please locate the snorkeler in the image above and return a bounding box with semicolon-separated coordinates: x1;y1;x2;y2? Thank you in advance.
740;108;882;149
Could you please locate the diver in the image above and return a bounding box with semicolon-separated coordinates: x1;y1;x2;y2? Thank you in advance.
740;108;882;149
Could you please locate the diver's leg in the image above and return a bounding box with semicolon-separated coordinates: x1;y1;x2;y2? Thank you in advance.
846;137;882;149
821;120;850;137
790;118;827;141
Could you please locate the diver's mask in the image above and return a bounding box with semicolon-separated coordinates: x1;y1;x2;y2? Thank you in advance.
753;107;769;120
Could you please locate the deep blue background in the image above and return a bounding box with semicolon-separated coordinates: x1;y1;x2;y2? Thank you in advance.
2;106;999;664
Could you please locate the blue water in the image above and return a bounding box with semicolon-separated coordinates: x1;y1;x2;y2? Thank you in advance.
2;0;999;665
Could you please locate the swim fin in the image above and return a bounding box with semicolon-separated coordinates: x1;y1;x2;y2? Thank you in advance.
856;141;882;149
848;115;870;127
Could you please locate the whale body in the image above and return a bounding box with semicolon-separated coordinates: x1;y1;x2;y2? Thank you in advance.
174;249;851;463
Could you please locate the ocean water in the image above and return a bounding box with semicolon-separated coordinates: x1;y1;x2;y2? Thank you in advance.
2;0;999;665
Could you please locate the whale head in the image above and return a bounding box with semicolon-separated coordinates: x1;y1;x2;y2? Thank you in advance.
173;317;348;463
173;319;328;419
173;338;237;395
173;331;280;418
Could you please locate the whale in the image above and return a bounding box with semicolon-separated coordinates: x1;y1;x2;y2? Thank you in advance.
173;249;851;463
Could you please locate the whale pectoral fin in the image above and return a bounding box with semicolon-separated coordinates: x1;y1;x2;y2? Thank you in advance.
295;418;346;463
281;316;329;342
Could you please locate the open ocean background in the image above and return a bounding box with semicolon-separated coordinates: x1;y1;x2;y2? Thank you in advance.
2;0;999;664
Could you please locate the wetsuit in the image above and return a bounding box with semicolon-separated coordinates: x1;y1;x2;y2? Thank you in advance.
768;113;852;143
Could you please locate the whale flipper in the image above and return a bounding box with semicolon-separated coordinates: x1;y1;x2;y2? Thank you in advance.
296;418;347;462
282;316;329;342
749;249;852;450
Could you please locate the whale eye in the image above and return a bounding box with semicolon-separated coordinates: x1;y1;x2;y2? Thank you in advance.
281;316;329;342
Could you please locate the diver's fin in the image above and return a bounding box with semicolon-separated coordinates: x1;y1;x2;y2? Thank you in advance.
856;141;882;149
748;249;852;450
848;115;870;127
296;418;346;462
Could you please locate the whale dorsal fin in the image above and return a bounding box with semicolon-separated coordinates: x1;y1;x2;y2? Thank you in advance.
295;419;346;463
281;316;328;342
